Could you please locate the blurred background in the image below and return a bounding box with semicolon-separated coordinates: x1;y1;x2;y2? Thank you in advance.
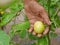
0;0;60;45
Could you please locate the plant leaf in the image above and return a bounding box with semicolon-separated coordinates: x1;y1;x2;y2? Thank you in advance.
0;30;10;45
9;21;30;38
37;35;49;45
19;30;26;38
28;33;38;40
49;31;58;38
0;1;23;26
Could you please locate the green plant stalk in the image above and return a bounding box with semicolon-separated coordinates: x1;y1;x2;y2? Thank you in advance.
47;0;51;45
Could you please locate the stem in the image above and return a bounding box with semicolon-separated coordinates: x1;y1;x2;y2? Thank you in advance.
43;0;44;7
47;0;51;15
47;0;51;45
54;8;59;17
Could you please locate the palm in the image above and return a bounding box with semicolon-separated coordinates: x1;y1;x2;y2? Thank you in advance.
24;0;51;37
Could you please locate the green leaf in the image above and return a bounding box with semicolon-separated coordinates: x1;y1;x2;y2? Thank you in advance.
19;30;26;38
51;0;59;6
0;13;16;26
28;33;38;40
37;35;49;45
0;30;10;45
28;33;49;45
12;21;30;31
9;21;30;38
49;31;58;38
0;1;23;26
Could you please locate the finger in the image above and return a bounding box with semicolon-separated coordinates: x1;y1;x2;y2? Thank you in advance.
39;10;51;25
28;27;33;33
29;18;37;24
32;31;36;35
43;27;49;35
37;34;42;37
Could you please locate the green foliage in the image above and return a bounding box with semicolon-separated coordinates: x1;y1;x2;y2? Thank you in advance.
0;0;60;45
28;33;38;40
49;31;58;38
38;0;60;39
37;35;49;45
0;0;20;10
0;0;23;26
0;30;10;45
19;30;27;38
9;21;30;38
31;35;49;45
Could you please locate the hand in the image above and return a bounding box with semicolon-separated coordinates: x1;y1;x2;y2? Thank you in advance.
24;0;51;37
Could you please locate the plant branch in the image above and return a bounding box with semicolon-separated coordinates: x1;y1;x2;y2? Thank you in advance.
47;0;51;45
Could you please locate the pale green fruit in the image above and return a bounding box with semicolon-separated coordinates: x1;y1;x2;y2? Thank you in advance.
34;21;45;34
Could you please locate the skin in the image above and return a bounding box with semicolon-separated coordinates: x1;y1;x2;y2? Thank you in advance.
24;0;51;37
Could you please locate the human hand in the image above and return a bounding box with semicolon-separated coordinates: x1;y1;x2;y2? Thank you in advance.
24;0;51;37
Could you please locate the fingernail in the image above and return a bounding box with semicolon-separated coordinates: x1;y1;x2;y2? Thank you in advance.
29;29;32;32
37;34;42;37
28;27;33;32
48;21;51;25
32;32;36;35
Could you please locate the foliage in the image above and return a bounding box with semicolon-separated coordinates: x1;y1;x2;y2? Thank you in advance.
0;0;60;45
9;21;30;38
0;0;23;26
0;30;10;45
